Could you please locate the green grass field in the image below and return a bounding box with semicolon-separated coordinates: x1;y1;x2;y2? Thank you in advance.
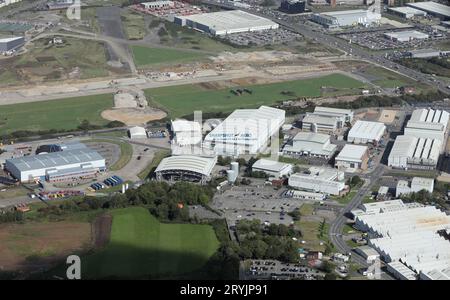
0;94;113;134
82;207;219;278
131;45;207;67
145;73;365;118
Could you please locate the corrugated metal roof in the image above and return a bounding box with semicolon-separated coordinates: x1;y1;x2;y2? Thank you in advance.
155;155;216;176
6;149;104;172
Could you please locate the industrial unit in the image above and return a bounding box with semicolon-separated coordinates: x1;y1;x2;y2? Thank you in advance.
388;135;441;170
384;30;429;42
171;119;202;146
155;155;217;185
203;106;285;156
0;36;25;52
347;120;386;145
302;106;353;133
128;126;147;139
406;1;450;21
282;132;337;158
352;200;450;280
387;6;427;19
335;144;369;171
288;166;346;195
5;148;106;183
174;10;279;36
396;177;435;197
311;9;381;28
251;159;293;178
279;0;306;14
404;108;449;143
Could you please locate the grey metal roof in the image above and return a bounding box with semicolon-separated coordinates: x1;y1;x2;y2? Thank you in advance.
6;149;104;172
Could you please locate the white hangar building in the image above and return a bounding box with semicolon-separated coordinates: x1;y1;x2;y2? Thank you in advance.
282;132;337;158
155;155;217;185
388;135;441;170
5;148;105;183
174;10;279;36
288;166;346;195
251;159;293;178
347;120;386;145
352;200;450;280
203;106;285;156
171;119;202;146
128;126;147;139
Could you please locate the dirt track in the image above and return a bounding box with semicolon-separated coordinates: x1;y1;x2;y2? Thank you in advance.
92;214;112;249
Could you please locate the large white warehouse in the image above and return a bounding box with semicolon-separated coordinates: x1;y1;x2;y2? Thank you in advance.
302;106;353;133
311;9;381;28
347;120;386;145
282;132;337;158
352;200;450;280
203;106;285;156
5;148;105;183
288;166;346;195
388;135;441;170
174;10;279;36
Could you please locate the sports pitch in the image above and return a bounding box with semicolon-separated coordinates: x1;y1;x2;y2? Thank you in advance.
145;73;366;118
82;207;219;278
0;94;113;134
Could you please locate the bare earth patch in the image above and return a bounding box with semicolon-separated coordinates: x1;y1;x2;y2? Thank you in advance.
101;107;167;126
0;222;91;272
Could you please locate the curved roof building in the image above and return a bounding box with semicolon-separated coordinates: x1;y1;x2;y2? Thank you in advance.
155;155;217;184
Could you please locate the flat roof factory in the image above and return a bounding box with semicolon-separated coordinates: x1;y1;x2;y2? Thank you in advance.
4;147;106;183
406;1;450;20
388;135;441;170
384;30;429;42
0;36;25;52
311;9;381;28
396;177;434;197
288;166;346;195
387;6;427;19
174;10;279;36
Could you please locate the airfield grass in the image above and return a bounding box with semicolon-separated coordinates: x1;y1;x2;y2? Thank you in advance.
82;207;219;278
121;11;146;40
131;45;207;67
0;94;113;134
145;73;365;118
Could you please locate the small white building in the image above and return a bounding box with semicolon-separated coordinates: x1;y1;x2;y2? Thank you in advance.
384;30;429;42
355;246;380;263
251;159;292;178
128;126;147;139
288;166;346;195
396;177;434;197
282;132;337;158
335;144;369;171
290;190;326;201
302;114;338;133
347;120;386;145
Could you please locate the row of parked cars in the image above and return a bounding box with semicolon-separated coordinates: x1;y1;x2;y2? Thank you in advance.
90;176;123;191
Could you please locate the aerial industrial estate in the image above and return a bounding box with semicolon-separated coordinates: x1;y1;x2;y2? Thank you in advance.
0;0;449;283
